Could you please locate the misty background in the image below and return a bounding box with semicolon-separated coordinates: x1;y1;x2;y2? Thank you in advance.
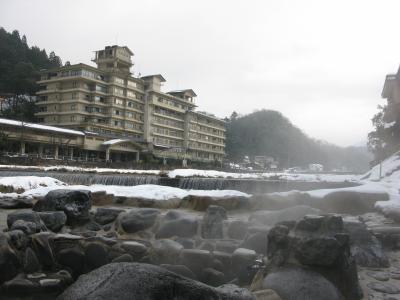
2;0;400;147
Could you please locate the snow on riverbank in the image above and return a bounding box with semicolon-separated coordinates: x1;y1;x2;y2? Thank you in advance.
0;175;251;201
0;176;66;191
0;164;358;182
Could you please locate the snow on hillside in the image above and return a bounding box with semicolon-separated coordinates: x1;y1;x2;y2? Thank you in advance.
361;151;400;182
357;151;400;214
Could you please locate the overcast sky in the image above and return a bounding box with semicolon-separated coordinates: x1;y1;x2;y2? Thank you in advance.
1;0;400;146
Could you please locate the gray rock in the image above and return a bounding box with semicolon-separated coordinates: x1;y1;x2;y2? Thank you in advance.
160;264;198;280
262;267;342;300
215;284;255;300
180;249;213;277
7;209;44;229
24;247;40;273
367;282;400;294
317;191;389;214
84;242;109;270
2;277;38;293
112;253;133;263
6;229;29;249
86;221;102;231
0;234;20;284
116;208;160;233
38;211;67;232
201;205;227;239
240;231;268;254
295;236;341;266
344;220;389;268
367;271;390;281
57;262;254;300
121;241;147;259
10;219;38;235
249;205;321;227
232;248;257;284
202;267;225;286
150;239;183;264
31;232;55;268
33;189;92;224
58;247;85;276
155;210;198;239
94;207;124;225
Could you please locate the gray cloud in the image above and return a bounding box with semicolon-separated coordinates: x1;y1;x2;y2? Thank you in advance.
1;0;399;146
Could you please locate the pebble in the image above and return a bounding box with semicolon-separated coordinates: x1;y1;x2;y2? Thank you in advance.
367;271;391;281
39;278;61;287
367;282;400;294
27;273;46;279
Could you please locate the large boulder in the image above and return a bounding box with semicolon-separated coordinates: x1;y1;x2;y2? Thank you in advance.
38;211;67;232
7;210;44;230
33;189;91;224
313;191;389;214
0;234;20;284
31;232;55;269
249;205;321;227
94;207;124;225
150;239;183;265
116;208;160;234
265;215;363;300
201;205;227;239
57;263;254;300
344;220;389;267
179;249;214;278
155;211;198;239
262;267;342;300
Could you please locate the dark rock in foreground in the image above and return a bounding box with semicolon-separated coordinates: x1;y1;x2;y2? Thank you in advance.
57;262;254;300
344;220;389;268
33;189;92;224
263;267;342;300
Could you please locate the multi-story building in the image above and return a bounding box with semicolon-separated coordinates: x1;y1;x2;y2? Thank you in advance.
34;45;225;163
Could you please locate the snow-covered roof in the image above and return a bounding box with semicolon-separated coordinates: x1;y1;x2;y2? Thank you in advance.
102;139;130;146
0;118;84;136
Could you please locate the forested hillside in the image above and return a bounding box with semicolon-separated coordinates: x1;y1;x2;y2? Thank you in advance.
225;110;371;172
0;28;62;121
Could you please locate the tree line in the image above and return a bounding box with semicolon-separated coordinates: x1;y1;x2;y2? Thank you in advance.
0;27;62;121
225;110;371;172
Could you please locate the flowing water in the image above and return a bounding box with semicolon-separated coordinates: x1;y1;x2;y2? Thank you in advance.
0;170;359;193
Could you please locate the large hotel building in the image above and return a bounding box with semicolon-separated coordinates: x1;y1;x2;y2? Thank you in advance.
0;45;226;164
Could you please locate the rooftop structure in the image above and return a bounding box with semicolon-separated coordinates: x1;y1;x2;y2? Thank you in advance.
34;45;225;163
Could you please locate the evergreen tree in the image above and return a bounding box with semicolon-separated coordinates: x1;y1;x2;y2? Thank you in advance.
0;27;62;121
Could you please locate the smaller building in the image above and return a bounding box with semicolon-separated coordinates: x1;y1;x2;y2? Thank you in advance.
0;118;142;163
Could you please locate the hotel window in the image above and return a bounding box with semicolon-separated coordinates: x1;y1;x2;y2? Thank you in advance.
70;116;76;122
72;81;77;88
114;98;124;105
115;77;124;85
127;90;135;98
70;104;76;111
72;92;77;99
127;80;136;88
114;110;121;116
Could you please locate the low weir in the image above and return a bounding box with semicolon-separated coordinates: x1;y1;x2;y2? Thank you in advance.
0;170;359;193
